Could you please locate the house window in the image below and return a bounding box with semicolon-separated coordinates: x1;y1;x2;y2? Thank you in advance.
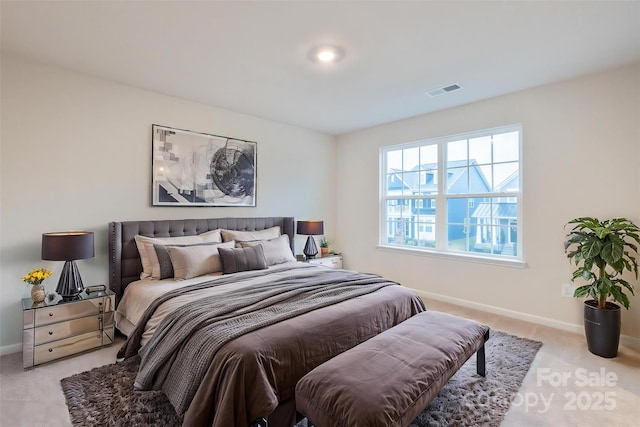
380;124;522;261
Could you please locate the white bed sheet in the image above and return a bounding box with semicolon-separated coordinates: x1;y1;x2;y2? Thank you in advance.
115;261;307;346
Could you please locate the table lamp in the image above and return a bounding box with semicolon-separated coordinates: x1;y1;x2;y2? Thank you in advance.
297;220;324;259
42;231;94;299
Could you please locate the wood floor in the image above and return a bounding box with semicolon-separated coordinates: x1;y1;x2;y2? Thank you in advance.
0;299;638;427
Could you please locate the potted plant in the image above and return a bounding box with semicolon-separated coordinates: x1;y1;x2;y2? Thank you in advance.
319;237;330;256
564;217;639;358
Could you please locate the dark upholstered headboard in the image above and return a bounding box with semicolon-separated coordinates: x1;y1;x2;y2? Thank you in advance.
109;217;295;305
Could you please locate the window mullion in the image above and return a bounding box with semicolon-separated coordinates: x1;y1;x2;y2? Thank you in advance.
435;139;446;251
379;148;388;245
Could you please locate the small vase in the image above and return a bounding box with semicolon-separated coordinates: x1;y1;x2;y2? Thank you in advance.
31;284;46;304
321;247;329;256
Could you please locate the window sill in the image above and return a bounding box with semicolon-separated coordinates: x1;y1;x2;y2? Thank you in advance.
376;245;528;268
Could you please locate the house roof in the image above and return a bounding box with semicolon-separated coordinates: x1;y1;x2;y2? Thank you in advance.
387;160;485;194
471;203;518;220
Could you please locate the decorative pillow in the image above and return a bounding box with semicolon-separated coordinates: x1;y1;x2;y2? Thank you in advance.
167;240;235;280
134;229;222;279
218;245;268;275
153;242;223;280
220;226;281;245
153;244;174;280
240;234;295;266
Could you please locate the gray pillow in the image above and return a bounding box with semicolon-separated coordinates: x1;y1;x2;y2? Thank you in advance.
153;242;224;280
218;245;268;274
153;244;175;279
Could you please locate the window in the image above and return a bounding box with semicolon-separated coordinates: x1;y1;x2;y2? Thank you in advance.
380;124;522;262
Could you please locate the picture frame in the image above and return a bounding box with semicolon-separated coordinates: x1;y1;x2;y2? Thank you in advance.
152;124;257;207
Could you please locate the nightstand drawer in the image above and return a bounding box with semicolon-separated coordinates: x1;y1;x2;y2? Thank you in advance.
309;256;343;269
34;299;105;326
34;331;104;365
34;315;102;345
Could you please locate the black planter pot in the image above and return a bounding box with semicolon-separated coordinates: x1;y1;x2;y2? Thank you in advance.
584;300;621;358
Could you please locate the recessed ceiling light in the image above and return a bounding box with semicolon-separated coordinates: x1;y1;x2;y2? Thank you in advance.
308;46;345;64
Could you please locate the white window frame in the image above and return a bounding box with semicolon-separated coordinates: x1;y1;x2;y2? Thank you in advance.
378;124;526;268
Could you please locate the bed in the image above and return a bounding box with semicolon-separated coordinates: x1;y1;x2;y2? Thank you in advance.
109;217;425;427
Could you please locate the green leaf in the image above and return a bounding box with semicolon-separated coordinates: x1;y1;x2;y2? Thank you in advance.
624;241;639;255
594;226;609;239
610;287;630;309
615;279;636;296
581;237;602;259
621;258;631;272
601;234;624;263
583;258;593;273
573;285;590;298
599;277;613;296
610;258;624;273
565;249;580;260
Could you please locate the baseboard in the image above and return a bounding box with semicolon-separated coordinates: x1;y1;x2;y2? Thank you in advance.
414;289;640;350
0;342;22;356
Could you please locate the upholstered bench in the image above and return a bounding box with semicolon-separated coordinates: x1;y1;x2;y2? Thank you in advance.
295;311;490;427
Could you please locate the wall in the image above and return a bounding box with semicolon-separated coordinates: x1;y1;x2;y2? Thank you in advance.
0;55;336;353
336;63;640;343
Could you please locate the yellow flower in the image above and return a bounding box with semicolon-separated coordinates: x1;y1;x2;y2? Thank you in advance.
21;268;52;285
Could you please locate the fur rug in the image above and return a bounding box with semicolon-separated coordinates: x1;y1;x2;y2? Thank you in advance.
61;330;542;427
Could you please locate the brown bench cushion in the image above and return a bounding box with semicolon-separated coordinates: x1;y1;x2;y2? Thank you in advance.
295;311;489;427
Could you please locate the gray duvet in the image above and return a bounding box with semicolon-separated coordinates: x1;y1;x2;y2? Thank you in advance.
119;265;425;427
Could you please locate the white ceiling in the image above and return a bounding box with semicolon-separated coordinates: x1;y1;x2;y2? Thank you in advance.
2;1;639;136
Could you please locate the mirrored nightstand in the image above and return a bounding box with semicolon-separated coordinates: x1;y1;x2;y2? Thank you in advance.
306;254;343;269
22;288;115;368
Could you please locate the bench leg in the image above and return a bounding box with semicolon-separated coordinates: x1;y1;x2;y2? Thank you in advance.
250;418;267;427
476;343;486;377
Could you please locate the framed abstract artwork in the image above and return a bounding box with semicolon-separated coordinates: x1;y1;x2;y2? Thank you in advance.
151;125;257;207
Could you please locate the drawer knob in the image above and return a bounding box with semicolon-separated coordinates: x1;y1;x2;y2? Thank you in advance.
49;312;54;317
48;331;53;335
98;302;103;306
48;348;53;353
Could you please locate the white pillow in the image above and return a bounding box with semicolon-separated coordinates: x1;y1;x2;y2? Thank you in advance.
220;226;281;245
240;234;295;266
168;240;236;280
134;229;222;279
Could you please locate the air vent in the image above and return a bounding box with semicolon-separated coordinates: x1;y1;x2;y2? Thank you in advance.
426;83;462;97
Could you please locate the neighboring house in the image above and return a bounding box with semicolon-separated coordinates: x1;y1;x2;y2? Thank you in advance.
385;161;519;256
471;170;519;255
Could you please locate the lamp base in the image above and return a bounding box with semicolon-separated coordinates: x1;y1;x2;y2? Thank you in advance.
303;236;318;259
55;260;85;300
